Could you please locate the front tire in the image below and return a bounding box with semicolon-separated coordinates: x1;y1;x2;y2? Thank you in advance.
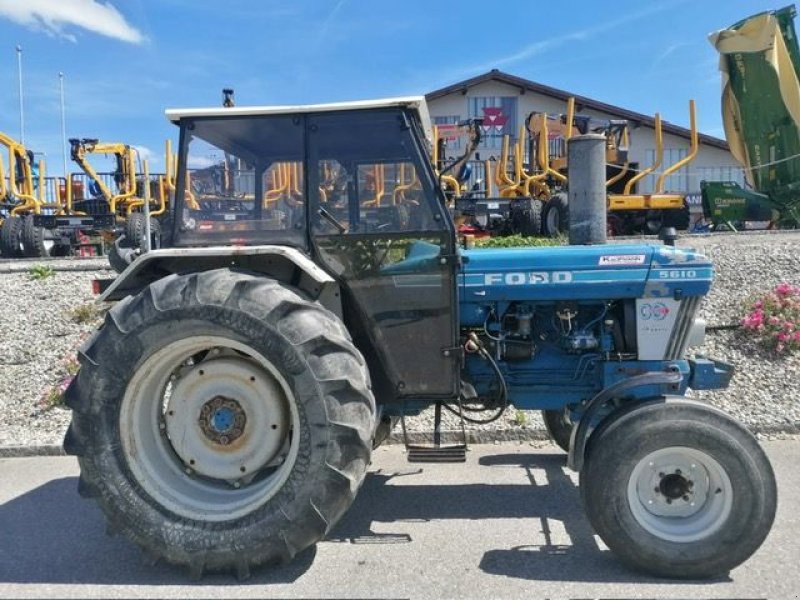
63;270;375;578
542;409;571;452
542;193;569;236
581;399;776;579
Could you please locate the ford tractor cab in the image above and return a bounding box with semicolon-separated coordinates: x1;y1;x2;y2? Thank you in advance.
64;97;776;581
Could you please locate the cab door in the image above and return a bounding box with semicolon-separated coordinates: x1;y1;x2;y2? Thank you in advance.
307;108;459;400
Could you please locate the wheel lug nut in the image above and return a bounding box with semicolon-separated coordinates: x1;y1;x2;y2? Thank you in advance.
666;498;672;504
654;487;660;493
658;472;665;478
682;494;690;501
675;469;681;475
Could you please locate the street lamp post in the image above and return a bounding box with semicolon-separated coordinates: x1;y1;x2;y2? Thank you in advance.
59;72;68;176
16;44;25;145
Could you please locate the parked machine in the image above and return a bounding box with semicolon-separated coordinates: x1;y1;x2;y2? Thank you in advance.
702;4;800;229
448;96;698;238
530;98;699;236
63;97;775;581
0;132;71;257
37;138;170;269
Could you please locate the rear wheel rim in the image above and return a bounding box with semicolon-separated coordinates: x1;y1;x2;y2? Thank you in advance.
627;446;733;543
120;335;300;522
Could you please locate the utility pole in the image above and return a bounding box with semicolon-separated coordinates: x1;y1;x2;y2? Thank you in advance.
59;72;68;176
16;44;25;145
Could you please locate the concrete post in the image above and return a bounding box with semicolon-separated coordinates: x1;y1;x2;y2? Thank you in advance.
567;134;607;245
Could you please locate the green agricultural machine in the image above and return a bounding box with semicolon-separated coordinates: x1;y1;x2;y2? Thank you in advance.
702;5;800;228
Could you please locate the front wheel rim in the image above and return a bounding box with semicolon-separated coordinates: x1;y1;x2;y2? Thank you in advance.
627;446;733;543
120;335;300;522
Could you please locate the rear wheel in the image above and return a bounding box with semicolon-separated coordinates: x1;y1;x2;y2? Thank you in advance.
21;214;57;257
663;200;691;231
126;213;162;251
644;210;664;235
581;399;776;578
63;270;375;578
510;198;543;236
0;215;23;257
542;194;569;236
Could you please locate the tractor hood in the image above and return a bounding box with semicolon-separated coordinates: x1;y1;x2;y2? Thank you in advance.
459;244;713;303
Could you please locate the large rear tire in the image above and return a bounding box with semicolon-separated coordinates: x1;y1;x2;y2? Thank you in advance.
581;398;776;579
63;270;375;578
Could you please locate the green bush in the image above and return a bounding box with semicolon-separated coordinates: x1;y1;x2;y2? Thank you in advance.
473;235;564;248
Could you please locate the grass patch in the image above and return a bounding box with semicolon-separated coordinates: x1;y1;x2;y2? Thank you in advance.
29;264;55;280
41;384;66;409
69;302;103;325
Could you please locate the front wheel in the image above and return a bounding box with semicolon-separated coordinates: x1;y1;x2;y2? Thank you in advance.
63;270;375;578
542;409;571;452
542;194;569;236
581;399;776;579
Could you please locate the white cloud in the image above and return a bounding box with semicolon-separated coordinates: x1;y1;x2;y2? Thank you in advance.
0;0;144;44
454;0;689;77
133;145;158;166
187;155;220;170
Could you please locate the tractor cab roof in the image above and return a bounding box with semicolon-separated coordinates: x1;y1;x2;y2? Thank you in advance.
165;96;434;144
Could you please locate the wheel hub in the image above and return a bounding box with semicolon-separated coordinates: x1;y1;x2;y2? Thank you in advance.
199;396;246;445
164;355;289;481
627;446;733;543
659;472;691;500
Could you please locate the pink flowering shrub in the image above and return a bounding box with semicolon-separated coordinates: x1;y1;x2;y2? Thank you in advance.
741;283;800;354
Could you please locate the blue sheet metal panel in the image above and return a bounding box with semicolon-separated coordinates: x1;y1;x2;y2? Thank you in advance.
459;244;655;302
458;244;714;306
644;245;714;297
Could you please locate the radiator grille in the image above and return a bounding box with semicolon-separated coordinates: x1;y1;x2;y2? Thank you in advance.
664;296;701;359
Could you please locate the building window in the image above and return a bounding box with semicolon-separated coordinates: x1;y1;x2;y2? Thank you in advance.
432;115;462;152
693;166;747;190
641;148;688;193
468;96;518;150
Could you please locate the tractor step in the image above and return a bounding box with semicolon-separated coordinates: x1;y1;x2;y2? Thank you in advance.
406;445;467;463
401;399;468;463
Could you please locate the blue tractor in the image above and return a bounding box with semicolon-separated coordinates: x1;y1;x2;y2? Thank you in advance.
63;97;776;580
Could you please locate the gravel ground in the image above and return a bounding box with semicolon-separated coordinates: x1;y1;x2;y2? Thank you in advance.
0;258;110;448
1;232;799;450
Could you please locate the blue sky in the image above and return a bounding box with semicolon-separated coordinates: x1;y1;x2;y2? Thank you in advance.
0;0;786;174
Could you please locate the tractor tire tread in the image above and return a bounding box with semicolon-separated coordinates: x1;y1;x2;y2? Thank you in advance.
63;269;374;578
580;397;776;579
0;215;23;257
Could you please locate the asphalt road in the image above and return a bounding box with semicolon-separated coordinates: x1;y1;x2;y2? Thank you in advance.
1;441;797;599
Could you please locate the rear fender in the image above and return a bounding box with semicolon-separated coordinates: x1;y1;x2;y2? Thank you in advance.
99;245;342;316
